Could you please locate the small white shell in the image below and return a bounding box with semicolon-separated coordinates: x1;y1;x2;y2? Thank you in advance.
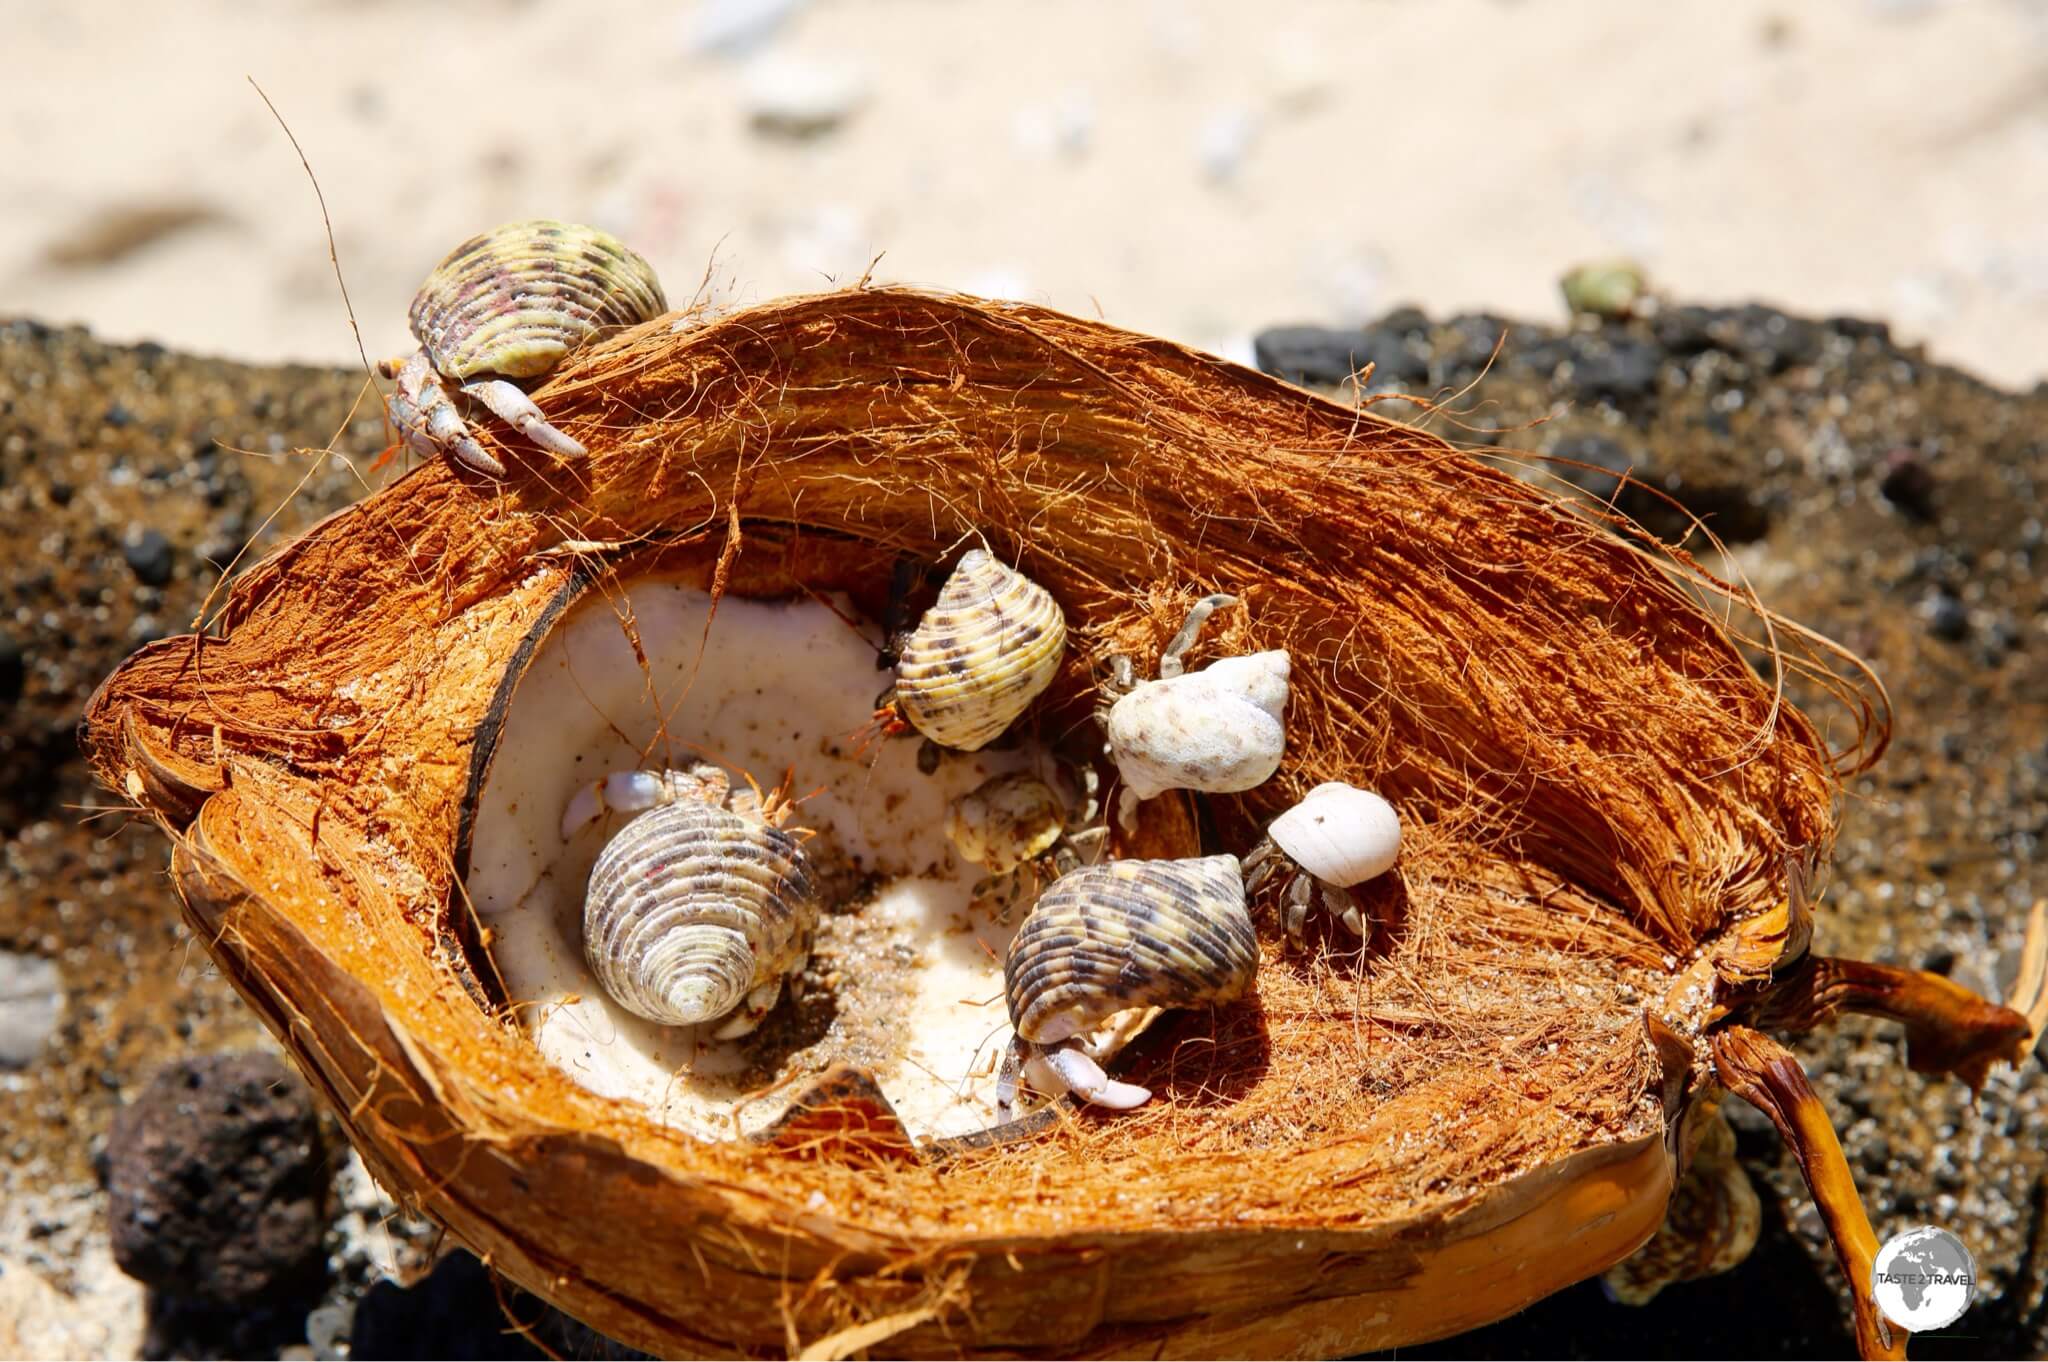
894;550;1066;751
946;772;1065;874
1105;651;1289;800
1267;782;1401;887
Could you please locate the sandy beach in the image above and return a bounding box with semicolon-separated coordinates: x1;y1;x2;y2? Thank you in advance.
4;0;2046;387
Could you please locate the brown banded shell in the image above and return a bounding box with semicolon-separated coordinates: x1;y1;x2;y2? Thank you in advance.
1004;854;1255;1044
584;799;817;1028
410;219;667;382
895;550;1066;750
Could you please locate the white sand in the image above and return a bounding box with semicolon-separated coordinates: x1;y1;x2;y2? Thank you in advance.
4;1;2045;386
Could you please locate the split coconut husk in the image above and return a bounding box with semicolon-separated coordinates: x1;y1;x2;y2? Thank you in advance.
83;289;2045;1359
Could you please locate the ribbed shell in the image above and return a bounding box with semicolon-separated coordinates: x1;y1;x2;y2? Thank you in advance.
895;550;1066;750
409;220;667;382
583;800;816;1028
1004;854;1255;1045
947;772;1065;873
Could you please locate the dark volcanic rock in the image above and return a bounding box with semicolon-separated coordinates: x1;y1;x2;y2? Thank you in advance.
120;526;174;586
107;1052;332;1306
1561;328;1662;403
350;1250;648;1362
1253;322;1429;389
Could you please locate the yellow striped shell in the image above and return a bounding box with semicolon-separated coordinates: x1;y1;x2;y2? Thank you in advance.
947;772;1066;874
583;799;816;1028
895;550;1066;751
409;219;667;382
1004;854;1255;1044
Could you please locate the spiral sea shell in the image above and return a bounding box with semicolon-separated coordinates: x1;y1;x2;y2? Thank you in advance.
1105;651;1290;800
583;799;817;1030
410;219;667;382
1004;854;1256;1045
1267;782;1401;888
894;550;1066;750
947;772;1066;874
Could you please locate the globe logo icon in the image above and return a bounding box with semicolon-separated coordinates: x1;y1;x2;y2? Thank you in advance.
1871;1226;1976;1332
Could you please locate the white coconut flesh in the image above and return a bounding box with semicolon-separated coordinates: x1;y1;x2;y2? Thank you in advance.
464;576;1071;1144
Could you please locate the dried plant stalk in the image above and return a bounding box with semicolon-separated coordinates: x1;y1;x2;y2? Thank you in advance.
83;290;2031;1358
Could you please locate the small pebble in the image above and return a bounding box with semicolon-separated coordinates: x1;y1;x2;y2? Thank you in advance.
1921;591;1969;642
0;952;64;1068
0;630;24;704
121;526;174;586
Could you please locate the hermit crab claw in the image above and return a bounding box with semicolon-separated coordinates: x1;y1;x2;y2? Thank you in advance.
1029;1045;1152;1109
381;219;666;478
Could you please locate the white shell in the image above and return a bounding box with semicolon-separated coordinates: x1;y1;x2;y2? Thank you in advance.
1105;651;1289;800
1267;782;1401;887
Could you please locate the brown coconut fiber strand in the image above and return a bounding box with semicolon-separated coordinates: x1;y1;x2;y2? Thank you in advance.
80;290;2021;1358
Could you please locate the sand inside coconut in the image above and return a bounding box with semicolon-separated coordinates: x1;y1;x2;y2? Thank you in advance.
465;575;1071;1143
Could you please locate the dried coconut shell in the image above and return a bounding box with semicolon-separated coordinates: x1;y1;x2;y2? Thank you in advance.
81;288;2033;1358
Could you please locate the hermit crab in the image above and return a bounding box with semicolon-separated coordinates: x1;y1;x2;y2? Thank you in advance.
564;761;816;1038
85;290;2048;1358
380;219;666;477
945;768;1105;915
883;548;1066;752
1001;854;1256;1110
1243;781;1403;944
1102;593;1290;817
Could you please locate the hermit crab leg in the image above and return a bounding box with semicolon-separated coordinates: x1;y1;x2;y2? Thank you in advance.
561;768;728;839
385;349;504;477
1158;593;1239;679
1322;882;1365;937
460;378;588;459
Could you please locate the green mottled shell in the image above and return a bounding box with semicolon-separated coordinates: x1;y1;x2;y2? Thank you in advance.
1004;854;1254;1044
410;219;667;382
895;550;1066;751
584;799;815;1027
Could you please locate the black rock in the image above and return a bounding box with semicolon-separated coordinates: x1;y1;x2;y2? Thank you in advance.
46;480;73;507
1254;324;1430;389
1436;312;1522;380
1922;591;1970;642
104;401;134;429
1729;304;1823;374
1374;305;1432;338
1878;448;1938;522
142;1290;319;1362
121;526;175;587
351;1250;647;1362
1826;315;1893;344
1650;305;1732;356
0;630;23;704
1254;325;1374;386
1651;303;1823;373
1547;433;1641;501
106;1052;332;1306
1562;331;1663;403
